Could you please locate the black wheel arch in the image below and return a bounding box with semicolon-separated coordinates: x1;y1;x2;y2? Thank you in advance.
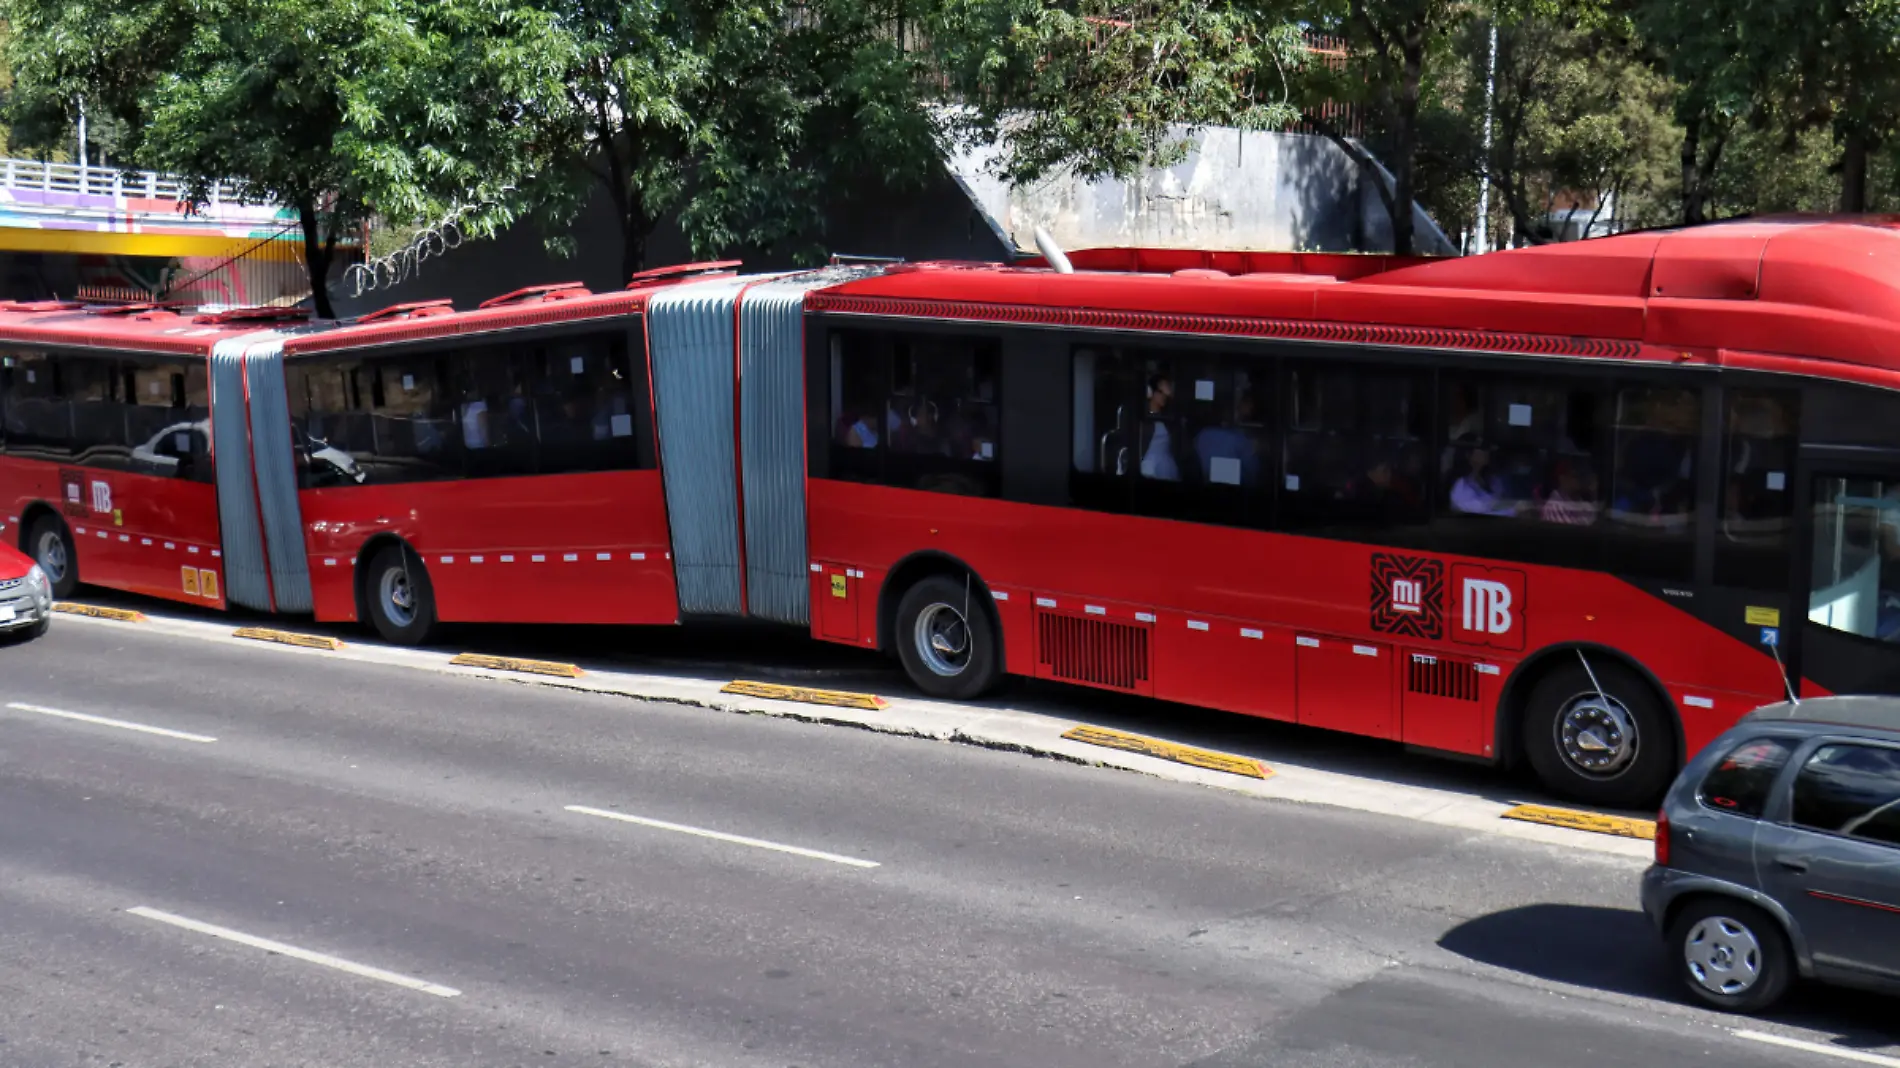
17;500;65;553
876;550;1003;671
1494;640;1684;772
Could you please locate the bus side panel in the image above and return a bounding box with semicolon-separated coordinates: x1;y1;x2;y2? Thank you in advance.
0;456;224;609
301;469;679;626
807;478;1787;755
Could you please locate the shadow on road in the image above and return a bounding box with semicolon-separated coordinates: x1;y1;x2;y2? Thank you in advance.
1441;904;1900;1051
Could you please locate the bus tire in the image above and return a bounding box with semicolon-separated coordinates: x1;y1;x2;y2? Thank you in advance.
25;514;78;599
1523;655;1676;809
894;574;1001;701
363;545;438;646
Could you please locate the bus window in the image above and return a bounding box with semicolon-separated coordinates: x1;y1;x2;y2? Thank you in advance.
1810;476;1900;644
125;357;214;483
1070;345;1138;513
0;349;65;460
1282;362;1428;539
1716;391;1797;589
66;355;128;469
1437;374;1606;567
1608;385;1699;581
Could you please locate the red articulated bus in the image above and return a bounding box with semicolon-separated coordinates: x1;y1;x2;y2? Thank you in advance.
5;221;1900;807
795;221;1900;808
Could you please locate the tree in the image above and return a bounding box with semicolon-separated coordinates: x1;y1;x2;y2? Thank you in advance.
1298;0;1469;255
3;0;550;317
1474;13;1676;243
929;0;1307;188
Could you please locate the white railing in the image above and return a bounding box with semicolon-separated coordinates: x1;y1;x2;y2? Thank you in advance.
0;157;249;206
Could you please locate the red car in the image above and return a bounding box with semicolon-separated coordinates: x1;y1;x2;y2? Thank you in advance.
0;541;51;641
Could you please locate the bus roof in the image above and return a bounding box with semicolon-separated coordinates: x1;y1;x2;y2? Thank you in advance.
810;217;1900;387
0;262;744;358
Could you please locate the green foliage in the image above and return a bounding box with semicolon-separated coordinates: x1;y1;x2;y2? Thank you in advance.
931;0;1308;186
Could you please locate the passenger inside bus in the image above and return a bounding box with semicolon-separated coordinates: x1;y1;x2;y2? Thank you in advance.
1450;447;1517;516
1140;373;1180;481
1541;459;1601;525
1193;389;1263;486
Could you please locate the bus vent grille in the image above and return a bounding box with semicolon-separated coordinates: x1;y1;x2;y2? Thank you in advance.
1037;613;1149;691
1407;654;1479;702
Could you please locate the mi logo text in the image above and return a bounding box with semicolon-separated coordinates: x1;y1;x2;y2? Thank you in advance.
1451;564;1526;651
1391;578;1423;614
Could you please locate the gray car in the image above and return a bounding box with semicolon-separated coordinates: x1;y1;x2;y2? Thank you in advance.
1642;695;1900;1013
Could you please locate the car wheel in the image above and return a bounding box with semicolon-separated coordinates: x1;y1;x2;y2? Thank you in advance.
1523;655;1676;808
25;515;77;600
363;545;438;645
1668;898;1794;1013
894;574;1001;701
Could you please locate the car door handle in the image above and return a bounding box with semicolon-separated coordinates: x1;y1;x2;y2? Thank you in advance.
1774;854;1811;874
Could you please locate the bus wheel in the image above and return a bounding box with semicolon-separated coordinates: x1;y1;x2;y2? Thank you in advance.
26;515;77;599
1523;656;1675;809
364;545;438;646
894;575;1001;701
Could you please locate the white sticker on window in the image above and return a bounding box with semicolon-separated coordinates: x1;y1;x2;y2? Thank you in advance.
149;380;163;396
174;432;191;452
1194;379;1215;401
1508;403;1533;427
25;370;34;383
1209;456;1241;485
401;374;415;391
571;356;585;374
979;441;994;459
610;413;634;437
1766;470;1786;491
1285;473;1301;491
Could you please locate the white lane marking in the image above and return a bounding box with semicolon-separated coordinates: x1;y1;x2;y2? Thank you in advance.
6;702;216;744
125;906;461;998
1736;1031;1900;1066
564;805;880;869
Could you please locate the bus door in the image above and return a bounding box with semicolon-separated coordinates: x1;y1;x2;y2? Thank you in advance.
1797;451;1900;696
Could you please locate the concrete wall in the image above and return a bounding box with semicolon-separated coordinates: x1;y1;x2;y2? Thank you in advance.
950;127;1454;257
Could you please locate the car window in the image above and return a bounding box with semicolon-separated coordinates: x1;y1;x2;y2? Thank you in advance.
1791;743;1900;847
1697;737;1798;818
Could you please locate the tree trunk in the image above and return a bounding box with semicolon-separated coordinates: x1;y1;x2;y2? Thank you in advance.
297;198;337;319
1388;39;1425;256
1679;122;1704;226
1840;126;1869;213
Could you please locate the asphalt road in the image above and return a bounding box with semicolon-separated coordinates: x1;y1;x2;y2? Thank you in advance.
0;620;1893;1067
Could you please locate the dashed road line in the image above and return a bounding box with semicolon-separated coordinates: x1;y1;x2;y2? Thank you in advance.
565;805;880;868
5;701;216;744
125;906;461;998
1734;1030;1900;1066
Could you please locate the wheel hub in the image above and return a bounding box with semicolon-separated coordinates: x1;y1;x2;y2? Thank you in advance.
1684;916;1762;996
1555;692;1639;777
35;530;67;584
380;568;416;628
913;602;970;677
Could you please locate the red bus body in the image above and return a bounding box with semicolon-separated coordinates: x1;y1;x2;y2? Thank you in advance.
5;222;1900;806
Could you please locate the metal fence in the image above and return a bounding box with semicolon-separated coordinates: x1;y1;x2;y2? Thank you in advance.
0;158;248;206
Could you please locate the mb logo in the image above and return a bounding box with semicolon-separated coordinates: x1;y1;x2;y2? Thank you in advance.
1451;564;1526;651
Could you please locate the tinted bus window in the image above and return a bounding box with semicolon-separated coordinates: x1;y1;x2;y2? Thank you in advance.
1437;375;1606;567
452;342;538;479
0;350;66;460
124;357;214;483
828;328;999;498
65;354;127;466
1715;391;1796;589
1281;362;1430;539
1809;475;1900;645
1608;386;1699;581
527;333;646;475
